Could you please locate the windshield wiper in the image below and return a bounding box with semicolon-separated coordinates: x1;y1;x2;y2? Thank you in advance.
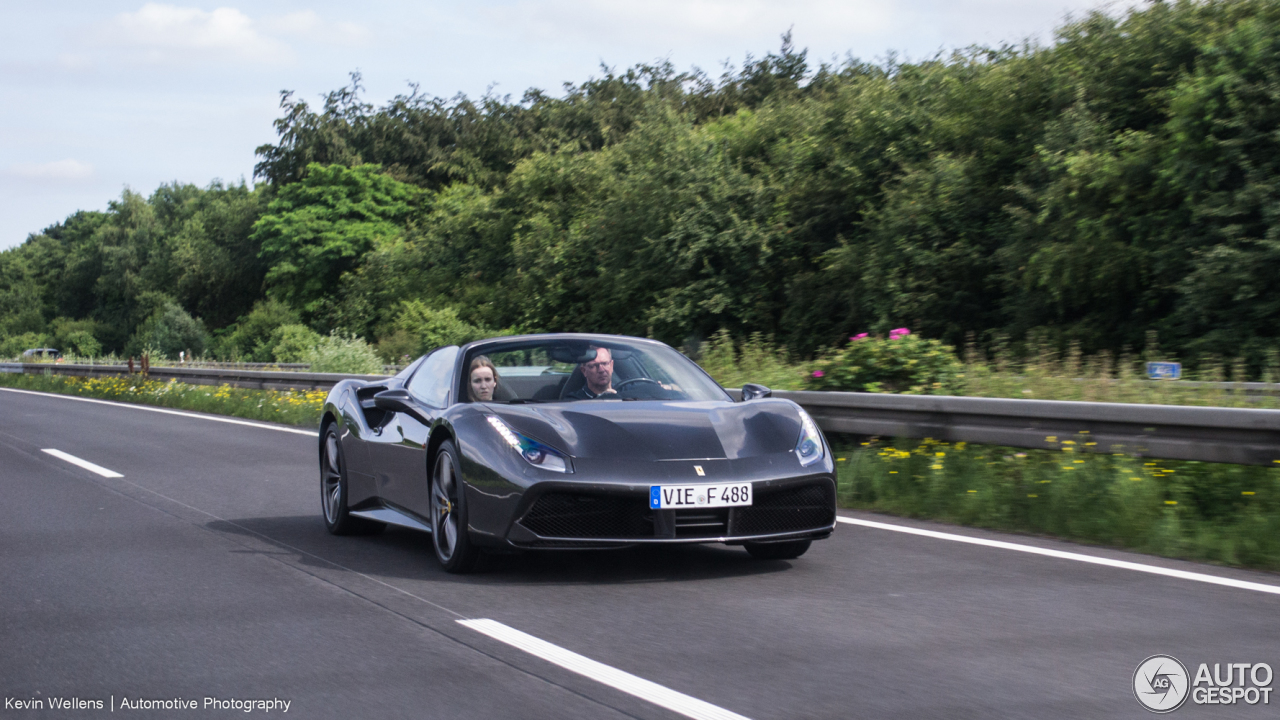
505;398;552;404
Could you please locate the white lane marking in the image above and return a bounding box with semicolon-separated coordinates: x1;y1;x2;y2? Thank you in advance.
42;448;124;478
0;387;313;436
837;516;1280;596
459;619;752;720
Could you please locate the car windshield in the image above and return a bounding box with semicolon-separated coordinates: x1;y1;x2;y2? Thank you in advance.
461;338;729;404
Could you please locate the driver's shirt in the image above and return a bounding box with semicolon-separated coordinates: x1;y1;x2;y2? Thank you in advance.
567;385;617;400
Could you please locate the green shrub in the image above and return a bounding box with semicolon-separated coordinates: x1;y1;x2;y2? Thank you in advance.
61;331;101;357
213;299;301;361
375;329;420;363
387;300;487;356
271;324;322;363
697;329;807;390
805;330;965;394
50;318;102;357
126;302;209;359
304;331;384;374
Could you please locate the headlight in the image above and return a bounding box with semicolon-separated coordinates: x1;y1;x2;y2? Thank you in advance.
795;408;825;466
486;415;572;473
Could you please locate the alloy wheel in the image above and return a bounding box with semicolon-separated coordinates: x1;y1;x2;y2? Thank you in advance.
432;451;458;561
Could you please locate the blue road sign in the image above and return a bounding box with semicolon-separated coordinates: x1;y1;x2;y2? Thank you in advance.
1147;361;1182;380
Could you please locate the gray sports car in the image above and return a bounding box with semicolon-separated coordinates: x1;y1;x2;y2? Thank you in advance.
318;333;836;572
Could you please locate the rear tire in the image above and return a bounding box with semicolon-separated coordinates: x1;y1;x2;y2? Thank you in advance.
744;539;811;560
430;440;481;573
320;425;384;536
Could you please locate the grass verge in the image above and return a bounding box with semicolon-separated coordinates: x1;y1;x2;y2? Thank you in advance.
834;436;1280;572
0;371;326;427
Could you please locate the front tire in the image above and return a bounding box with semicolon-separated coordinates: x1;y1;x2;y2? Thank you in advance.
744;538;811;560
321;425;384;536
430;440;480;573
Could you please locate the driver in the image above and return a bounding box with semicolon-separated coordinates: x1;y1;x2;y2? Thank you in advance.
566;347;617;399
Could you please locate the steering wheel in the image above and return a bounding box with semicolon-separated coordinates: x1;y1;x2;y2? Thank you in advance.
614;378;663;391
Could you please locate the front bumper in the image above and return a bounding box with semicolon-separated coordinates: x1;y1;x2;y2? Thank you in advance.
505;476;836;548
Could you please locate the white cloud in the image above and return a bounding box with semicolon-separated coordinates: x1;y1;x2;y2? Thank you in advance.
87;5;374;66
9;160;95;182
264;10;373;46
99;4;293;64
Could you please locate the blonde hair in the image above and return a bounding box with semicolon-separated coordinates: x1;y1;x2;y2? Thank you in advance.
467;355;502;402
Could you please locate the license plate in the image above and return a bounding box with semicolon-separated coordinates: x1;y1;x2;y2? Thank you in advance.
649;483;752;509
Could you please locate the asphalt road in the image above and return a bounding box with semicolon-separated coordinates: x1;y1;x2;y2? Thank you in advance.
2;387;1278;719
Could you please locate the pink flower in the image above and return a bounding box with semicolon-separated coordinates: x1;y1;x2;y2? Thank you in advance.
850;333;869;341
812;370;825;378
889;327;911;338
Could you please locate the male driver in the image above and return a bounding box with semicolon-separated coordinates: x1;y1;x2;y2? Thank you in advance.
567;347;617;399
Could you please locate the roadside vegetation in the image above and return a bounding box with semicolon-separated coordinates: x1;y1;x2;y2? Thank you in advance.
699;331;1280;408
3;330;390;375
0;372;326;427
832;437;1280;572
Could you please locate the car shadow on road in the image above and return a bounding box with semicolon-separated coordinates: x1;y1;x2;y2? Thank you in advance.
205;514;795;585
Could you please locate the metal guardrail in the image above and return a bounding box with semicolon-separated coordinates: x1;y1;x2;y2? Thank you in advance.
5;362;1280;466
771;390;1280;467
0;362;388;392
3;359;407;373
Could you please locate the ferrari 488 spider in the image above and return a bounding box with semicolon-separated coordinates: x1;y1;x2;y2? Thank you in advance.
319;333;836;572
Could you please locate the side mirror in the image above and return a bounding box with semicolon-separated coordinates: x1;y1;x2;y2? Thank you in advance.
373;388;431;423
741;383;772;401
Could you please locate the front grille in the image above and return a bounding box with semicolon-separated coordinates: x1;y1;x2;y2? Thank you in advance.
517;481;834;542
520;492;653;539
731;483;835;535
674;508;729;538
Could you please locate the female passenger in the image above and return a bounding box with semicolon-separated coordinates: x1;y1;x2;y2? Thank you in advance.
467;355;502;402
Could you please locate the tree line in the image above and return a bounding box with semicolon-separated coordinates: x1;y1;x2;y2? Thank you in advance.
3;0;1280;373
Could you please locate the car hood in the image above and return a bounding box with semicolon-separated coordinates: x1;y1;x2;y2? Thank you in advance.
485;399;803;460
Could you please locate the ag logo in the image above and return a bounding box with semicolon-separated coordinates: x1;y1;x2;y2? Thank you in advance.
1134;655;1190;713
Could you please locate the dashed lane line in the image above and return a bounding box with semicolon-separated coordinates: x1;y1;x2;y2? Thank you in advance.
459;619;753;720
41;448;124;478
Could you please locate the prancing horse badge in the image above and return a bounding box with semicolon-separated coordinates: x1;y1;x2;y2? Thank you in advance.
694;465;705;476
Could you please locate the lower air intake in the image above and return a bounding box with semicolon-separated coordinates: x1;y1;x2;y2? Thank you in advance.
731;483;835;535
519;492;653;539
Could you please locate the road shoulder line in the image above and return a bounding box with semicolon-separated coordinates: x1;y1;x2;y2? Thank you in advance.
837;516;1280;596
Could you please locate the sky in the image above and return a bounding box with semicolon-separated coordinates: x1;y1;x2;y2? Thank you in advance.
0;0;1146;251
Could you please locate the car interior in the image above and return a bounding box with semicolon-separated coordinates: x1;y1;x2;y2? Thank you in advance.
470;345;654;403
